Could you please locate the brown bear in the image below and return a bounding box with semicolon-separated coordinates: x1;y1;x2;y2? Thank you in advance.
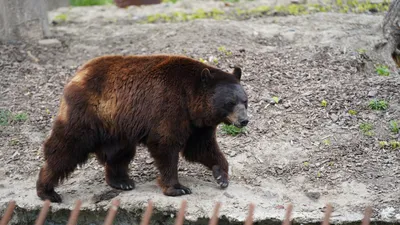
36;54;249;203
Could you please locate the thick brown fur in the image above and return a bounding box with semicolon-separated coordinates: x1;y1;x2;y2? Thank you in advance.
36;54;248;202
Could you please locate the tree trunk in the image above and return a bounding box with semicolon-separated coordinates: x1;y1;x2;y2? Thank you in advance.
0;0;50;43
381;0;400;67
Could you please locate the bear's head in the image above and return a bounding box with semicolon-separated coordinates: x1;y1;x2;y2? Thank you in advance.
196;67;249;128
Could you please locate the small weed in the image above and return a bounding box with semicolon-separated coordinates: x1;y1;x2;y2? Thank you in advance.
379;140;400;149
323;139;331;145
328;162;334;166
70;0;113;6
375;65;390;76
303;161;310;167
390;120;399;134
221;124;246;136
272;96;280;104
357;48;367;54
389;140;400;149
9;139;19;146
0;110;28;125
321;100;328;107
212;58;219;64
0;110;12;126
379;141;388;148
199;58;207;64
14;112;28;122
54;13;68;22
359;122;373;136
217;46;233;56
317;171;321;178
348;109;357;115
162;0;179;3
368;99;388;110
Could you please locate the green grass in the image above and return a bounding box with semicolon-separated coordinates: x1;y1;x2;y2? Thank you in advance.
70;0;113;6
0;110;28;125
368;99;388;110
321;100;328;107
375;64;390;76
359;122;374;136
0;110;12;126
217;46;233;56
348;109;357;115
54;13;68;22
390;120;399;134
221;124;246;136
379;140;400;150
162;0;179;3
142;0;390;24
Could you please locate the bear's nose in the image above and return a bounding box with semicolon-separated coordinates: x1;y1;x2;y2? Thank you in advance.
240;120;249;127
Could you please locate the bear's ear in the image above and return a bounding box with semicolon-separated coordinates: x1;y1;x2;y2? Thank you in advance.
201;68;212;84
232;67;242;81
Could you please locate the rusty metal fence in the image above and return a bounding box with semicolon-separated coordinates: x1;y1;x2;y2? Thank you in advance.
0;199;372;225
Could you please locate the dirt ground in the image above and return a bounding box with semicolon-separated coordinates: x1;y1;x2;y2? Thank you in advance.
1;0;400;224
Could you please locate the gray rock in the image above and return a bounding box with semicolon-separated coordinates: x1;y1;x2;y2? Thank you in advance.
38;39;62;47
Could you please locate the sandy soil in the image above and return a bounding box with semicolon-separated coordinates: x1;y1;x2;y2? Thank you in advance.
0;0;399;224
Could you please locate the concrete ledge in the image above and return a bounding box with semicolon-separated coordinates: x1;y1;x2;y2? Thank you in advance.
1;177;400;225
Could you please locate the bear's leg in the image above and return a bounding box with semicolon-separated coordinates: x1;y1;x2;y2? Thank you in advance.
102;143;136;190
36;130;94;203
148;144;191;196
183;127;229;189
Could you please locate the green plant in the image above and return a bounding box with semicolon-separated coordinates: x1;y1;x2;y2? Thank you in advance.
217;46;233;56
379;140;400;149
162;0;179;3
368;99;388;110
70;0;113;6
14;112;28;122
0;110;12;126
357;48;366;54
303;161;310;167
199;58;207;64
212;58;219;64
375;65;390;76
348;109;357;115
359;122;374;136
54;13;68;22
272;96;280;104
9;139;19;146
323;139;331;145
221;124;246;136
389;140;400;149
379;141;388;148
321;100;327;107
390;120;399;134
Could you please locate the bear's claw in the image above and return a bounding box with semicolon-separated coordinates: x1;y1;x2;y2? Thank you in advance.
107;178;135;191
163;184;192;196
212;165;229;189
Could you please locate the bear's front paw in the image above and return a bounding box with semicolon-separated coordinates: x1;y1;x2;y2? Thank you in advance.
212;165;229;189
107;178;135;190
37;190;62;203
163;184;192;196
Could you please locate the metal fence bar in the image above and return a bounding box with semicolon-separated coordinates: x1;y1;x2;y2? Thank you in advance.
0;199;372;225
